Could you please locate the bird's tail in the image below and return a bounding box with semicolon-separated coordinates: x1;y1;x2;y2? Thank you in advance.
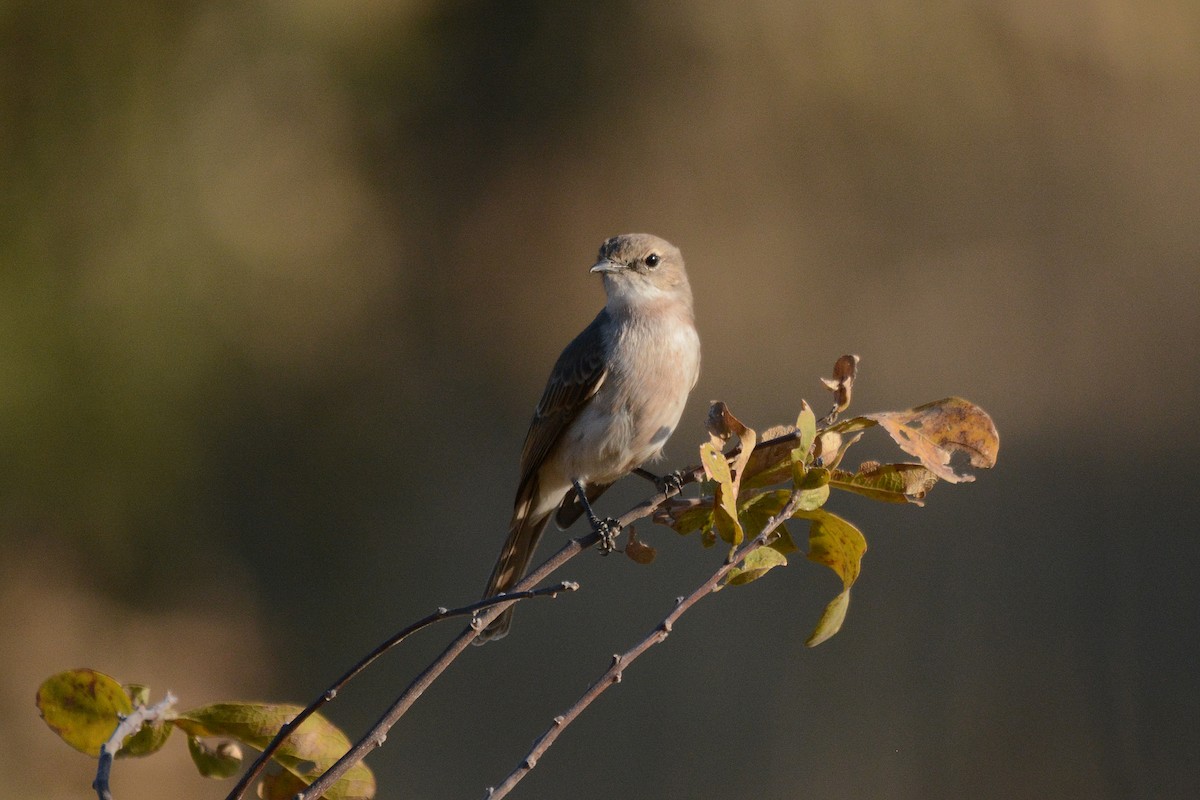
475;480;553;643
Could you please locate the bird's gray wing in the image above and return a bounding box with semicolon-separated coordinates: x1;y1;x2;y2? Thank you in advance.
516;309;610;492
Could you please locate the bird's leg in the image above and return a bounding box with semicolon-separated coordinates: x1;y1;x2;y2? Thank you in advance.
572;479;621;554
633;467;686;495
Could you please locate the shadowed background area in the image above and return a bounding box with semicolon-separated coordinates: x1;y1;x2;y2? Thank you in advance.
4;2;1198;798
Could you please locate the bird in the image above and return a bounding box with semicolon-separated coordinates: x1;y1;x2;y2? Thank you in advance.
476;233;701;642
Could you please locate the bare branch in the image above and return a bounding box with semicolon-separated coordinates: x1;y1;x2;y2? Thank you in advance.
296;428;803;800
224;583;578;800
483;489;803;799
93;692;177;800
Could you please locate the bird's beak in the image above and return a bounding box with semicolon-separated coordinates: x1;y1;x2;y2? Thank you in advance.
590;259;624;275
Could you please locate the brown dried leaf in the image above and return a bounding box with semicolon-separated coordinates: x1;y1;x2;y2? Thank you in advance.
865;397;999;483
624;526;657;564
820;354;860;415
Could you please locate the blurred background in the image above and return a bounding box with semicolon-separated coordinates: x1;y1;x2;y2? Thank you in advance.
4;1;1198;798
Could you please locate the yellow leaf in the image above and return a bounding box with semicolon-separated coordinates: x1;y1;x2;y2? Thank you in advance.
36;669;133;757
701;442;743;546
796;510;867;646
829;463;939;505
175;703;375;800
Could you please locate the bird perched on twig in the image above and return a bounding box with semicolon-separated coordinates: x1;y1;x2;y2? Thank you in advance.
477;233;701;642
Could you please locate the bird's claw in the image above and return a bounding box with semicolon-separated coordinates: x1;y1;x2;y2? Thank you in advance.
657;470;685;495
594;517;621;555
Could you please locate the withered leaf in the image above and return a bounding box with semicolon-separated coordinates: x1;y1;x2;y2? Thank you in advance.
624;526;657;564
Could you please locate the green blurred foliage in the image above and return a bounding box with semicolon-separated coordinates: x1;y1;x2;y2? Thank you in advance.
5;2;1200;799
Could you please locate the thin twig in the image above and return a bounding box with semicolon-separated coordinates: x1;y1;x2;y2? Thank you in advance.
225;583;578;800
93;692;178;800
296;474;704;800
484;489;803;799
297;428;803;800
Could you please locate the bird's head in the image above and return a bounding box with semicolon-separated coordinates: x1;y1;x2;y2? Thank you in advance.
590;233;691;311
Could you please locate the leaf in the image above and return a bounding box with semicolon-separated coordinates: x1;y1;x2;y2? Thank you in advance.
699;404;758;547
624;526;657;564
820;354;860;415
701;442;744;546
796;402;818;460
769;527;800;557
260;769;309;800
826;398;999;483
124;684;151;707
740;426;798;490
867;397;999;483
737;489;791;538
806;590;851;647
800;509;866;587
830;463;939;505
725;546;788;586
175;703;375;800
795;510;868;646
118;715;173;758
653;496;714;535
790;465;831;511
36;669;133;757
186;736;243;778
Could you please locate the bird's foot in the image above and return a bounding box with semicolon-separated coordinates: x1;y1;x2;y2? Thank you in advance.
634;467;686;496
592;516;622;555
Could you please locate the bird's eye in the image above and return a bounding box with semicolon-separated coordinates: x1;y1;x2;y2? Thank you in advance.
645;253;661;268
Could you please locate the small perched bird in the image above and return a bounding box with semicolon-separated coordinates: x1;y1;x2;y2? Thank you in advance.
477;233;701;642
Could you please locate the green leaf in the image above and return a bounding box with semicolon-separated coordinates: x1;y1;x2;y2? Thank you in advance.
124;684;151;707
186;735;243;778
794;466;831;511
769;527;800;557
737;489;791;538
118;716;173;758
175;703;375;799
806;589;851;647
829;463;938;505
36;669;133;757
725;546;788;586
653;496;715;535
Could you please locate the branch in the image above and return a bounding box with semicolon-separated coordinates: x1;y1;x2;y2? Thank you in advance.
225;583;578;800
93;692;177;800
298;428;803;800
483;489;804;799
